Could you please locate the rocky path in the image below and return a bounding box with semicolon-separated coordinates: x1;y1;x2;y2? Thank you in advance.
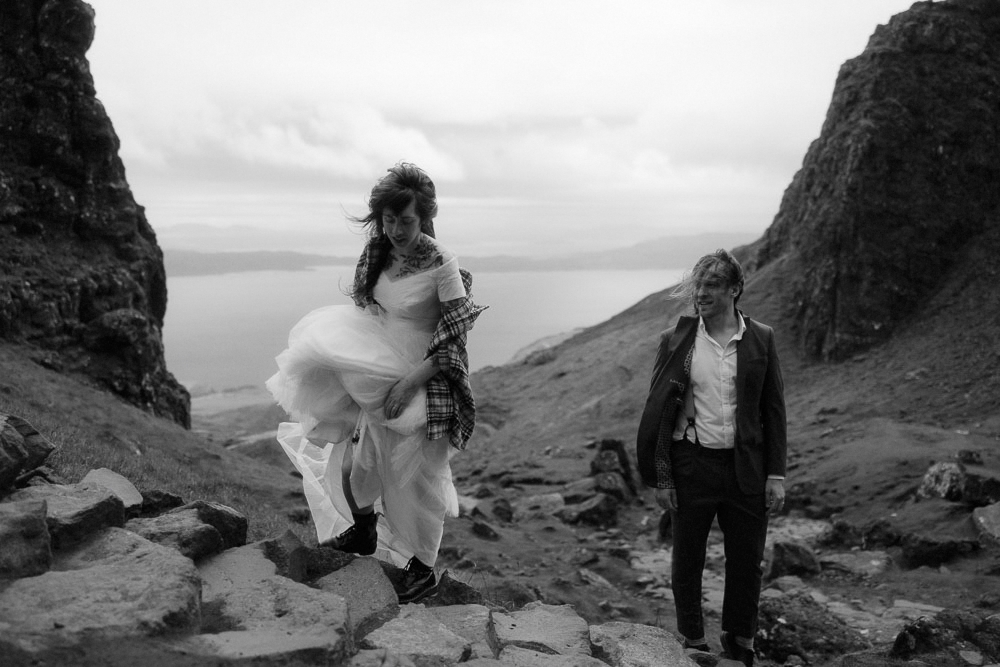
4;414;1000;666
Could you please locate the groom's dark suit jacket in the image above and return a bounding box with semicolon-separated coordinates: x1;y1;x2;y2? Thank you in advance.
636;313;787;495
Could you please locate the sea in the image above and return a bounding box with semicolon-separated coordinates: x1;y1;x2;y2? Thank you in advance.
163;266;685;394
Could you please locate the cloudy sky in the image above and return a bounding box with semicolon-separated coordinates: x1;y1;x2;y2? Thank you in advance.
85;0;916;258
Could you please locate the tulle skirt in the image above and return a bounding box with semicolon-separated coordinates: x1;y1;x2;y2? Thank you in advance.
266;304;458;566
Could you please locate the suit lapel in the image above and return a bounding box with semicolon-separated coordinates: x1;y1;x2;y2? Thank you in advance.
735;316;761;404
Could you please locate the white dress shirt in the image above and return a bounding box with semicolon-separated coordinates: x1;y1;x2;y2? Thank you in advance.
672;314;746;448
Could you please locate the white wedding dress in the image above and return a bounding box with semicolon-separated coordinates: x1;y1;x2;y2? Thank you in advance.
266;255;465;566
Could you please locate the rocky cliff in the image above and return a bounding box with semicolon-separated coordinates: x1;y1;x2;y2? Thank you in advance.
746;0;1000;360
0;0;189;426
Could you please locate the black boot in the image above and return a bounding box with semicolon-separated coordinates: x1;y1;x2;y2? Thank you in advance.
396;556;438;604
320;512;378;555
720;631;756;667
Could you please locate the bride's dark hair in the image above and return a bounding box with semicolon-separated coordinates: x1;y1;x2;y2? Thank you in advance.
351;161;437;239
349;162;438;305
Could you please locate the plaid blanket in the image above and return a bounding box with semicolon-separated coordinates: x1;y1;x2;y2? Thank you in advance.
425;268;486;449
352;238;486;449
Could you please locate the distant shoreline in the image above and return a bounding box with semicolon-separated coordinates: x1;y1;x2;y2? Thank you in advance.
164;232;757;277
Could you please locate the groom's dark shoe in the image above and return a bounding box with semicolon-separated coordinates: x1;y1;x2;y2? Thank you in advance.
720;631;756;667
682;638;710;653
320;512;378;556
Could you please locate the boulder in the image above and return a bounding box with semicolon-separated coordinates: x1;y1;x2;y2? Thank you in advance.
756;591;871;665
0;414;56;492
593;439;638;496
471;483;497;499
963;470;1000;508
591;450;625;476
918;462;1000;508
316;556;399;640
191;539;353;663
425;604;494;659
360;605;471;664
768;541;822;579
934;609;1000;662
80;468;143;516
0;527;201;653
139;488;185;515
199;537;306;599
306;544;358;581
259;529;309;582
472;519;501;540
861;519;902;548
7;482;124;548
184;576;354;664
562;477;599;504
973;503;1000;545
172;499;247;548
479;578;542;610
918;461;966;502
555;493;618;527
492;496;514;522
498;645;608;666
513;493;565;521
489;602;592;658
428;571;490;607
589;621;696;667
0;498;51;578
594;472;634;502
891;614;963;660
125;508;225;560
900;533;980;568
347;648;420;666
819;550;892;578
817;519;864;548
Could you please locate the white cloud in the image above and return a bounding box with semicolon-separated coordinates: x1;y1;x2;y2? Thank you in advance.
85;0;917;256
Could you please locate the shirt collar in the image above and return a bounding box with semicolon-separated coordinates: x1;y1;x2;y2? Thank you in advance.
696;311;746;343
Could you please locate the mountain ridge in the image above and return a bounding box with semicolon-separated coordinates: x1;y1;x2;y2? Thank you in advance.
163;232;758;277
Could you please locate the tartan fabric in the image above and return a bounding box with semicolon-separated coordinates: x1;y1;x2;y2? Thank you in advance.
351;236;390;308
654;342;695;488
425;268;486;450
351;238;486;450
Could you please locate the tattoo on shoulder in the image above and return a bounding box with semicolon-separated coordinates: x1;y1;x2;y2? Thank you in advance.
391;236;440;278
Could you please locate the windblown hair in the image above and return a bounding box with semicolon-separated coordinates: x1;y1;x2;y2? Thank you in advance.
350;161;438;239
348;162;439;304
671;248;745;312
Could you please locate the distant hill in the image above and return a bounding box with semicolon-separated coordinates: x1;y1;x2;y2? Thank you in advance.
163;232;758;277
459;232;759;273
164;250;357;277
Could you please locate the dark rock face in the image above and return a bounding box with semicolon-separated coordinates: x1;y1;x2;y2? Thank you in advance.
0;0;189;426
747;0;1000;360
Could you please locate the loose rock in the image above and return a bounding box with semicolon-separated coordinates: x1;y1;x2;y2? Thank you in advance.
0;498;51;578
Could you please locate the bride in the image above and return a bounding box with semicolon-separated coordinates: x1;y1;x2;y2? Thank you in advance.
266;162;485;603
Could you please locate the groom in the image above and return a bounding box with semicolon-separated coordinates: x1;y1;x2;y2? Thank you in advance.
635;249;787;666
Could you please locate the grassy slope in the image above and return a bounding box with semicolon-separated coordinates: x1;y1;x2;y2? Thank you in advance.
0;342;306;543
